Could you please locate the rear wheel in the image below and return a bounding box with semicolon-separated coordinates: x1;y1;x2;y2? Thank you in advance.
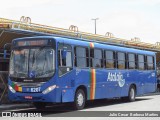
128;86;136;102
33;102;46;109
73;89;86;110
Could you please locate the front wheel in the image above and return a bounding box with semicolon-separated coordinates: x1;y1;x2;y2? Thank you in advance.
73;89;86;110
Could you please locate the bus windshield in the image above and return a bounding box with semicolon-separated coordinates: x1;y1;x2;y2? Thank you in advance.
9;47;55;78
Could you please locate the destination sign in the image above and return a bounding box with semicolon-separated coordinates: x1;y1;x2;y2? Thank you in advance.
15;39;50;46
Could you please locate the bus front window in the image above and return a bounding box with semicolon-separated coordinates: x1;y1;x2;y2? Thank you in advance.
29;48;55;78
10;49;29;78
9;48;55;78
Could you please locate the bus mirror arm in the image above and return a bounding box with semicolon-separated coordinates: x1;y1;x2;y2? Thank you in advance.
3;43;12;59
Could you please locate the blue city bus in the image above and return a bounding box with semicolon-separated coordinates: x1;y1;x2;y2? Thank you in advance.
8;36;157;110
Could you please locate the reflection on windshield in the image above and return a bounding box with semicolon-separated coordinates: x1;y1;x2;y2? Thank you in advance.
9;48;55;78
10;49;29;78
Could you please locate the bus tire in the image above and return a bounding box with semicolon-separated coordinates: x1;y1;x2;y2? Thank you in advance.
33;102;46;109
128;85;136;102
73;89;86;110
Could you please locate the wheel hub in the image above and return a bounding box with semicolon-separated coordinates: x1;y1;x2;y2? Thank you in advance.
130;88;135;100
77;93;84;106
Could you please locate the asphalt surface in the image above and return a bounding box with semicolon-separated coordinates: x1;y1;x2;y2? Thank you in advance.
1;93;160;120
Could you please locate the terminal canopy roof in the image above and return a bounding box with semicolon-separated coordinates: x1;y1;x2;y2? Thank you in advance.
0;17;160;62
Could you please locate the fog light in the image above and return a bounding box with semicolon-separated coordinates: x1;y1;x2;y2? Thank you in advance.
42;85;56;94
9;85;16;93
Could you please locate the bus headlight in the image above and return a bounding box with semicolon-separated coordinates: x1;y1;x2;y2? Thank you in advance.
42;85;56;94
9;85;16;93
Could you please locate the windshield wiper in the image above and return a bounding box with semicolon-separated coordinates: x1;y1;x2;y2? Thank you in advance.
42;52;47;73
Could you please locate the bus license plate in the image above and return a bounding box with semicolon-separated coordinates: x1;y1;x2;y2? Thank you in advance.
25;96;32;99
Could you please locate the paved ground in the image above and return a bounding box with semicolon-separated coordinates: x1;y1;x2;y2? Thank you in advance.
1;94;160;120
83;94;160;111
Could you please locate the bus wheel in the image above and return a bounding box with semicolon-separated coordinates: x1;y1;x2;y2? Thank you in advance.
33;102;46;109
74;89;86;110
128;86;136;102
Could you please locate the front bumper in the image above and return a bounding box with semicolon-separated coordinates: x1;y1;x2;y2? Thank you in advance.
8;88;62;103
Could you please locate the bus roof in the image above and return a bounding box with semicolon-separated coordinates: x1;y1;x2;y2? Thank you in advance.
13;36;156;56
55;37;155;56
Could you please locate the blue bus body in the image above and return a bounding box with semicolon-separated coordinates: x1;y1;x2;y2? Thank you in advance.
8;36;157;106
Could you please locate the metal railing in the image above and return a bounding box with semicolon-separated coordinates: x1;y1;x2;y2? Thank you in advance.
0;49;10;59
0;72;9;104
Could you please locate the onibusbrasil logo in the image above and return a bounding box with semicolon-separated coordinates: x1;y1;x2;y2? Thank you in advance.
107;72;125;87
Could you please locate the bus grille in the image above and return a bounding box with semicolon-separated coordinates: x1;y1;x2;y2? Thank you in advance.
13;82;45;87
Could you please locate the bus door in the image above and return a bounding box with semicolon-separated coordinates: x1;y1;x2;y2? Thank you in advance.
58;43;75;102
144;56;156;93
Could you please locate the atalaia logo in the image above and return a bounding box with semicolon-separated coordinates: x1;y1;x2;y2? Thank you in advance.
107;72;125;87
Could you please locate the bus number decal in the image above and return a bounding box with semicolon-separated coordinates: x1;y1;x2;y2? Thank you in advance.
31;87;41;92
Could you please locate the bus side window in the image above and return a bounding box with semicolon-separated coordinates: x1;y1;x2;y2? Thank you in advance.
58;43;72;76
74;47;89;68
138;55;145;70
147;56;154;70
90;49;103;68
128;53;136;69
105;50;115;68
117;52;126;69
